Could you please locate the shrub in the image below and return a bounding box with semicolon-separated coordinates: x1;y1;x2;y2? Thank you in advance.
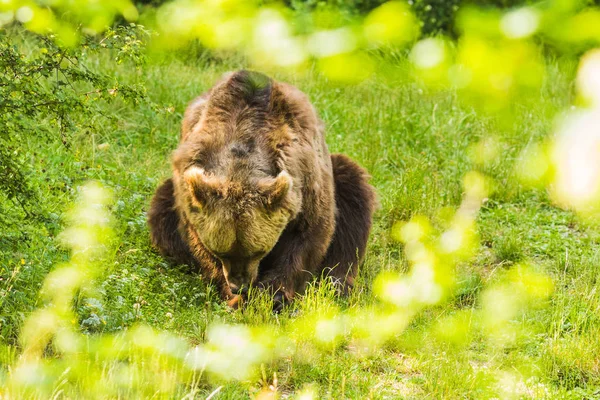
411;0;462;36
0;25;150;216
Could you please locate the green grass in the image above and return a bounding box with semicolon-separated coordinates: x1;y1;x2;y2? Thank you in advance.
2;47;600;398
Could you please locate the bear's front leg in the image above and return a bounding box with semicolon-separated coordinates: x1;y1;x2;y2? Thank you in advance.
256;271;297;313
257;229;328;312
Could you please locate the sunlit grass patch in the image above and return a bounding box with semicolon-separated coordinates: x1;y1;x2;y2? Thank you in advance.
493;231;525;264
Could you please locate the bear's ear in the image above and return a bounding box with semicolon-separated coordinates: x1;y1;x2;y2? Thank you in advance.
183;166;223;208
258;171;292;209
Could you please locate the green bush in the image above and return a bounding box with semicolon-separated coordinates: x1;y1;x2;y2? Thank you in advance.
410;0;548;35
135;0;166;6
132;0;600;36
0;26;150;216
411;0;462;36
286;0;536;35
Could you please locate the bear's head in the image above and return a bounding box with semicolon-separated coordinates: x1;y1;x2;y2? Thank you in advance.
182;166;295;293
173;70;307;293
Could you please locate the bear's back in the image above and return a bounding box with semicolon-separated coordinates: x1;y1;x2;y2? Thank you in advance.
174;70;332;197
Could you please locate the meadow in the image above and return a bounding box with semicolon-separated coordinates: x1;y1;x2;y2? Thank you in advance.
1;17;600;398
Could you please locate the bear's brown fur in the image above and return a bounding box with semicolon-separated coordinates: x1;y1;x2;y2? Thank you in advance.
148;70;376;308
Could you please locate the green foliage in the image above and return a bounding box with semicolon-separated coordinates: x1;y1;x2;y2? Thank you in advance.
3;0;600;398
287;0;600;36
287;0;386;13
0;25;150;216
410;0;462;35
286;0;537;35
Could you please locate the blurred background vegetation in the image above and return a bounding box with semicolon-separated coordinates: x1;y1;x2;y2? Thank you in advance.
2;0;600;398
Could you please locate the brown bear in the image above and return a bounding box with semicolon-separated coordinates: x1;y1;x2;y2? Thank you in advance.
148;70;376;309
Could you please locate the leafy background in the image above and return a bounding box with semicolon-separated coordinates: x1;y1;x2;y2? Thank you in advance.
2;0;600;398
